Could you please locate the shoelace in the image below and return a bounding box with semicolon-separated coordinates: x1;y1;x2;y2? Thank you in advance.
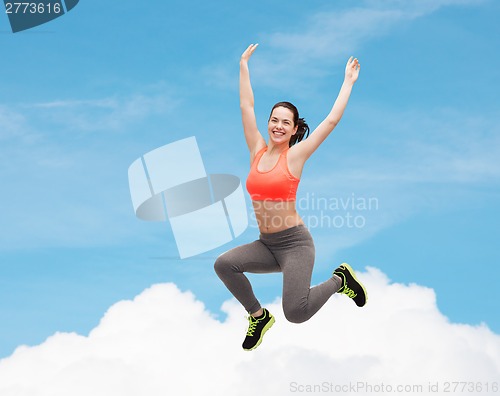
245;316;259;337
340;286;357;299
336;269;357;299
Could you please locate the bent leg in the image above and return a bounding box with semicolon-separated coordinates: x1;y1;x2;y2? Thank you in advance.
275;234;341;323
214;240;280;314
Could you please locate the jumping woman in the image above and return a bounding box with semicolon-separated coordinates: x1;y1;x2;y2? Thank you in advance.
214;44;367;351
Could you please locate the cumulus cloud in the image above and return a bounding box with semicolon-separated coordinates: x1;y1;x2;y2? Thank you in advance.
1;267;498;396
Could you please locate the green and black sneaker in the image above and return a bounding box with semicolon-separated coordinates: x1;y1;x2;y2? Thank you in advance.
334;263;368;307
242;308;275;351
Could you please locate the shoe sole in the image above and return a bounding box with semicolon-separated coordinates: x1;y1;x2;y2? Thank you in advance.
341;263;368;307
243;315;276;351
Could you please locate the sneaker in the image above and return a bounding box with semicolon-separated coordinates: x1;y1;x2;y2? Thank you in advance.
242;308;275;351
333;263;368;307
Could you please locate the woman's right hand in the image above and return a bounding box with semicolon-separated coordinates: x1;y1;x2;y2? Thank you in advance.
241;43;258;64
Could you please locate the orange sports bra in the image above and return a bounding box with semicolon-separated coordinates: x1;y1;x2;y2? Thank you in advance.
246;147;300;201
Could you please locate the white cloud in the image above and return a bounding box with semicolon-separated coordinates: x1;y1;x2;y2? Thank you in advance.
1;268;498;396
0;89;182;250
262;0;482;74
361;0;484;14
0;105;41;144
206;0;483;90
311;106;500;190
0;136;142;250
24;93;180;132
266;8;405;60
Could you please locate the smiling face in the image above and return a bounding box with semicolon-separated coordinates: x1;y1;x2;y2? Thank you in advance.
267;106;298;145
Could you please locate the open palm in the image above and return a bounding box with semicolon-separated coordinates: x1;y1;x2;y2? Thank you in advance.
345;57;360;84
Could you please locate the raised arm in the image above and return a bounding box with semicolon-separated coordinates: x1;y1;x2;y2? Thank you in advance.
240;44;266;156
291;57;361;161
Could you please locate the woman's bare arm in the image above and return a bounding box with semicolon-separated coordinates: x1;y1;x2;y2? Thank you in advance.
240;44;266;158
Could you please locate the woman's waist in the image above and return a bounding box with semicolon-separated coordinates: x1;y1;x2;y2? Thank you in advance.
252;201;303;233
251;199;298;211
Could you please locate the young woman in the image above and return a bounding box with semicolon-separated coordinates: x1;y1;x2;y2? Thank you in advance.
214;44;367;351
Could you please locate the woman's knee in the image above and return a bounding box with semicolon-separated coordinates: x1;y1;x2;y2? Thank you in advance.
283;304;308;324
213;252;235;276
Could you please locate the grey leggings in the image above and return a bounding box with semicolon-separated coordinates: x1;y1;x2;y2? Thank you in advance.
214;225;341;323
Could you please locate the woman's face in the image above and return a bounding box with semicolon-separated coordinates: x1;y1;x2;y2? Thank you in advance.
267;106;298;145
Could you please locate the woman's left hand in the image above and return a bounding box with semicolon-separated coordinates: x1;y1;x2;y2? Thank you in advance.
345;56;360;84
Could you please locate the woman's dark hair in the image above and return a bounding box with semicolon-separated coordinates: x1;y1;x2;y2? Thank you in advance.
269;101;310;147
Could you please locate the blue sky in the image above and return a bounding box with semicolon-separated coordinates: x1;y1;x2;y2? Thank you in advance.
1;0;499;362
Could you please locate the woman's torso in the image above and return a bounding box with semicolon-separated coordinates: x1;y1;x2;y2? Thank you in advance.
246;146;305;233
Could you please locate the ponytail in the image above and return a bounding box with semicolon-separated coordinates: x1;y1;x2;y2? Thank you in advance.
289;117;310;147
